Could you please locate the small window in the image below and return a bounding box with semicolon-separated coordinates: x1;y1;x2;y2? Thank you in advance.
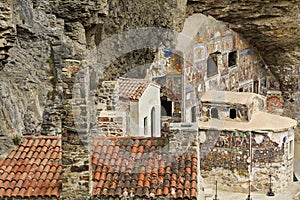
288;140;294;158
253;80;259;94
239;88;243;92
161;97;172;116
211;108;218;119
191;106;197;122
228;51;237;67
207;53;219;77
229;109;237;119
144;117;148;135
151;107;155;137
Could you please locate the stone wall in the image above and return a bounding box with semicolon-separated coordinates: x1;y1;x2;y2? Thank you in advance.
0;0;15;69
61;60;91;199
168;125;198;154
98;111;126;136
95;81;119;112
199;130;294;193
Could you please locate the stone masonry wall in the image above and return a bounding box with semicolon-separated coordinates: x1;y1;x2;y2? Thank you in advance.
95;81;119;112
61;60;91;199
199;130;293;193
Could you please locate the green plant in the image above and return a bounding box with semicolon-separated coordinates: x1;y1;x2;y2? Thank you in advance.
12;135;22;145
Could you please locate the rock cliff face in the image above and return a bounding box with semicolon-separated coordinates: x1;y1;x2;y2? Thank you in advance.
187;0;300;119
0;0;299;137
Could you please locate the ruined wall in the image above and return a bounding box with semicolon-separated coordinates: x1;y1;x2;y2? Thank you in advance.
201;102;249;122
61;59;92;199
0;0;15;70
199;130;294;193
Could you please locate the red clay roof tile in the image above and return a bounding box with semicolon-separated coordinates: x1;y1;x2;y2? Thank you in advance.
12;187;20;197
24;186;33;198
0;188;4;198
91;137;197;199
45;187;52;197
191;188;197;198
0;136;62;198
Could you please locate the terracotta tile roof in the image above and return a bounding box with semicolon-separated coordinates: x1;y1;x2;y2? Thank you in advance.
130;84;149;101
0;136;62;199
118;77;149;99
91;136;197;199
118;78;160;101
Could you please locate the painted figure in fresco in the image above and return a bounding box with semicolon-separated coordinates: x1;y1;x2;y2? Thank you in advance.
239;109;248;121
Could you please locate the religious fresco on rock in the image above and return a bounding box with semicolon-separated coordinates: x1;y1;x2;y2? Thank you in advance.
167;53;182;74
182;19;271;120
157;16;280;122
238;49;255;82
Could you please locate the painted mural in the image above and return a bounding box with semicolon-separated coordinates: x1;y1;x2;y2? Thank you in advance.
179;15;273;122
200;131;285;174
154;14;280;123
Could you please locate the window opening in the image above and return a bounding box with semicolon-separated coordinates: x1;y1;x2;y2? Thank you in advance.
144;117;148;135
151;107;155;137
191;106;197;122
228;51;237;67
229;108;237;119
211;108;219;119
161;96;172;116
207;53;219;77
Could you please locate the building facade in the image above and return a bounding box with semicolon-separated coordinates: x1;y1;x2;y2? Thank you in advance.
148;14;282;125
198;90;297;193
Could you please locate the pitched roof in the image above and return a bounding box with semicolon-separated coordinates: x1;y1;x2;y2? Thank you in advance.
118;77;160;100
91;136;197;199
0;136;62;199
201;90;265;106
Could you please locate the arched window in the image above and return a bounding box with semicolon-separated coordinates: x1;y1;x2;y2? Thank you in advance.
211;108;218;119
151;107;155;137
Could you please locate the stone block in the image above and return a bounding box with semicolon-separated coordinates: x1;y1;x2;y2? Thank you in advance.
70;165;89;172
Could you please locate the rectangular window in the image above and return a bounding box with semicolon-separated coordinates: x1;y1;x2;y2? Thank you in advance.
207;53;219;77
228;51;237;67
253;80;259;94
288;140;294;158
191;106;197;122
144;117;148;136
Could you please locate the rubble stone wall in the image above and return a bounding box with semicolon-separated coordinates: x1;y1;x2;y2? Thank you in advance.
199;130;294;193
61;60;91;199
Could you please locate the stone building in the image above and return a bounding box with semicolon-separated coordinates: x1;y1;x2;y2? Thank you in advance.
96;77;161;137
148;14;283;125
118;78;161;137
198;90;297;193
